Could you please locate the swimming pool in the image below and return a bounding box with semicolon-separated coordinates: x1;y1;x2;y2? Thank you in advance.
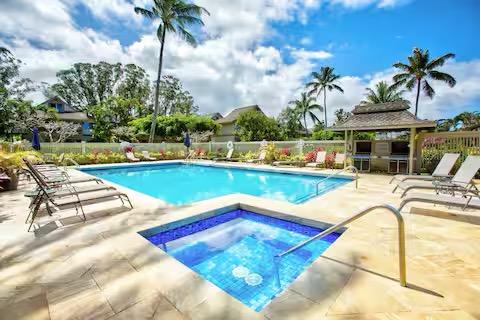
80;163;351;205
140;209;342;311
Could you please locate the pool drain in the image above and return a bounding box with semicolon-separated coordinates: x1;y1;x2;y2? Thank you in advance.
245;273;263;286
232;266;249;278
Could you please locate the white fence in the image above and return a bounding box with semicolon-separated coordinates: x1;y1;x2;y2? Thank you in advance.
39;140;346;155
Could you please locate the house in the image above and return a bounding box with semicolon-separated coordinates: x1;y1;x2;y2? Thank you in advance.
212;105;265;142
38;96;93;141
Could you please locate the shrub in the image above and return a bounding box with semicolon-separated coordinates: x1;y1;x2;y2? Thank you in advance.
304;147;324;162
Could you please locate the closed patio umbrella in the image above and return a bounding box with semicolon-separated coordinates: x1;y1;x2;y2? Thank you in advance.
32;127;40;151
183;132;191;149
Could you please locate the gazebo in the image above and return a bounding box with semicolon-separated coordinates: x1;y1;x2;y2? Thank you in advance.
329;101;436;174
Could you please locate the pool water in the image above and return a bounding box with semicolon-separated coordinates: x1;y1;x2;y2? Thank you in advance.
81;163;350;205
141;209;341;311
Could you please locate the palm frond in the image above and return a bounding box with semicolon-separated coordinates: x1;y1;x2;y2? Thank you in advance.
426;53;455;70
428;70;456;87
134;7;157;19
392;73;411;83
392;62;413;73
405;78;416;90
329;83;344;93
177;26;197;46
422;80;435;98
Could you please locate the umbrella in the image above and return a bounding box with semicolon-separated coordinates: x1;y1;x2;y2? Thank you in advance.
183;132;191;149
32;127;40;151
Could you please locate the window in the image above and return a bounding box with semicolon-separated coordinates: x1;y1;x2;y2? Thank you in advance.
55;103;64;113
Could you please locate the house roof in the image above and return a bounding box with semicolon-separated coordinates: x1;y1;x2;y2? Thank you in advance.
204;112;223;120
38;95;81;112
330;101;436;131
216;105;263;124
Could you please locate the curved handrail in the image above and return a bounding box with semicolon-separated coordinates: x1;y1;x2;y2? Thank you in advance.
316;165;359;194
275;204;406;287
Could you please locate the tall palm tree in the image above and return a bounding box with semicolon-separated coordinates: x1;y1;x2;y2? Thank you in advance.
307;66;344;127
361;81;408;105
134;0;209;143
392;48;456;117
289;92;323;135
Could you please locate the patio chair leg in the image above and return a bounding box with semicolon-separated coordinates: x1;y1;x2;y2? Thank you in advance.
124;195;133;209
28;200;42;232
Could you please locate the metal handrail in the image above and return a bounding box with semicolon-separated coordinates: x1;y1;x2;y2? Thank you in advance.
275;204;407;287
316;165;359;194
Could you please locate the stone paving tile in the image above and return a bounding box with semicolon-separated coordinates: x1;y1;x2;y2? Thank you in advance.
46;277;114;320
0;166;479;319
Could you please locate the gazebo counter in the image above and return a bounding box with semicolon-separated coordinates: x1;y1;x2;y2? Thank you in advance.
329;102;436;174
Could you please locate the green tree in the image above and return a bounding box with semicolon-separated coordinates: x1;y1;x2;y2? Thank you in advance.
307;66;344;127
134;0;209;143
361;81;408;105
277;105;303;139
454;111;480;131
392;48;456;116
334;108;351;125
49;62;150;110
289;92;323;135
129;113;220;142
0;48;36;137
159;75;198;115
235;110;283;141
88;96;143;141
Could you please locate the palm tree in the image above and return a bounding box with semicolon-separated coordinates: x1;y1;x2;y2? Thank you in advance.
307;66;344;127
289;92;323;135
134;0;209;143
392;48;456;117
361;81;408;105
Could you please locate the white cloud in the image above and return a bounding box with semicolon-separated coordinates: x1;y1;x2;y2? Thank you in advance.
291;48;333;60
0;0;478;123
330;0;409;9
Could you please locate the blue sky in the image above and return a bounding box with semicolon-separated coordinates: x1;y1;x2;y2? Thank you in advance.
1;0;479;119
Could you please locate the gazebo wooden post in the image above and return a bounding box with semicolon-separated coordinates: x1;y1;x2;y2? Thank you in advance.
408;127;416;175
344;130;348;168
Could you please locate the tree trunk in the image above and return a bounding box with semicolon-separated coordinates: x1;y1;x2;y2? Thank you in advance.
304;114;308;135
149;27;167;143
323;89;327;127
414;78;421;117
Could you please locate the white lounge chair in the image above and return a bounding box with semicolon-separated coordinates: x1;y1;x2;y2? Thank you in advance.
394;155;480;197
334;153;346;168
141;151;156;161
399;193;480;211
125;151;140;162
247;150;266;163
305;151;327;168
214;149;238;161
390;153;459;184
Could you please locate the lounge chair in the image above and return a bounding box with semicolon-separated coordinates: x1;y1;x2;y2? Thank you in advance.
141;151;156;161
185;149;196;160
334;153;346;168
214;149;237;162
305;151;327;168
394;155;480;197
24;160;132;231
398;193;480;211
23;160;103;186
125;151;140;162
247;150;266;163
390;153;459;184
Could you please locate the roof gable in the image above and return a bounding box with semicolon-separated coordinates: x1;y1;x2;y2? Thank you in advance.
216;105;264;124
352;101;409;114
331;101;436;131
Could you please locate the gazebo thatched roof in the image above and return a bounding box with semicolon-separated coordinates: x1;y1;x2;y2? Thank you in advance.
329;101;436;131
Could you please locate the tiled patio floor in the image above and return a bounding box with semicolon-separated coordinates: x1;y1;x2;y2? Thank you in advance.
0;162;479;319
